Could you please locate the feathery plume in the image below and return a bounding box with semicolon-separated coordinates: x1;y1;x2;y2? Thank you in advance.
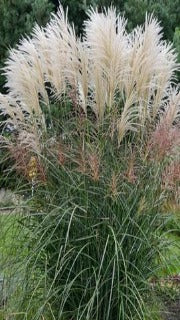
117;91;138;145
0;5;179;151
84;7;128;118
126;15;178;124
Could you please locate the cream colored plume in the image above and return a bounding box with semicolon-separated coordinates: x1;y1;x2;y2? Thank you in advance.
0;93;43;154
0;5;179;148
117;91;139;145
126;15;178;125
84;7;128;119
160;87;180;127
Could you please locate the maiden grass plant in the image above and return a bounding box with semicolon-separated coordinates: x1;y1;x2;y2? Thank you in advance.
0;5;179;320
3;135;168;320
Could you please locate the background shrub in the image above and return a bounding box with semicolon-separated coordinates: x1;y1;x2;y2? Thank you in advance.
0;0;54;92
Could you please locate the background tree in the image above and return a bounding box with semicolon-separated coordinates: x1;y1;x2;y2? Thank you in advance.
0;0;54;91
173;27;180;62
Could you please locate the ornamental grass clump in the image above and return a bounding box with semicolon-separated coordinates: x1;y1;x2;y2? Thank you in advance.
0;5;179;320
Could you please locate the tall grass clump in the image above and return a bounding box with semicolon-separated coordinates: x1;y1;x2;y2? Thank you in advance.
0;5;179;320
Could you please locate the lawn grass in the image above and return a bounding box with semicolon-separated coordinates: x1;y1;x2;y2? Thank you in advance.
163;233;180;276
0;211;28;319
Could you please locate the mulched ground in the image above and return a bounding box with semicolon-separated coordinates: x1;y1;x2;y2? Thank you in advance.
161;275;180;320
151;275;180;320
162;298;180;320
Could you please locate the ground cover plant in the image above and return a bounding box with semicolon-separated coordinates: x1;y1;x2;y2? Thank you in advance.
0;5;179;320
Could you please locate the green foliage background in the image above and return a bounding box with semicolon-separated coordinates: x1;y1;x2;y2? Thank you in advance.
0;0;54;91
58;1;180;41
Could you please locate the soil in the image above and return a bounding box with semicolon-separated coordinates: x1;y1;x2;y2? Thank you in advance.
162;298;180;320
